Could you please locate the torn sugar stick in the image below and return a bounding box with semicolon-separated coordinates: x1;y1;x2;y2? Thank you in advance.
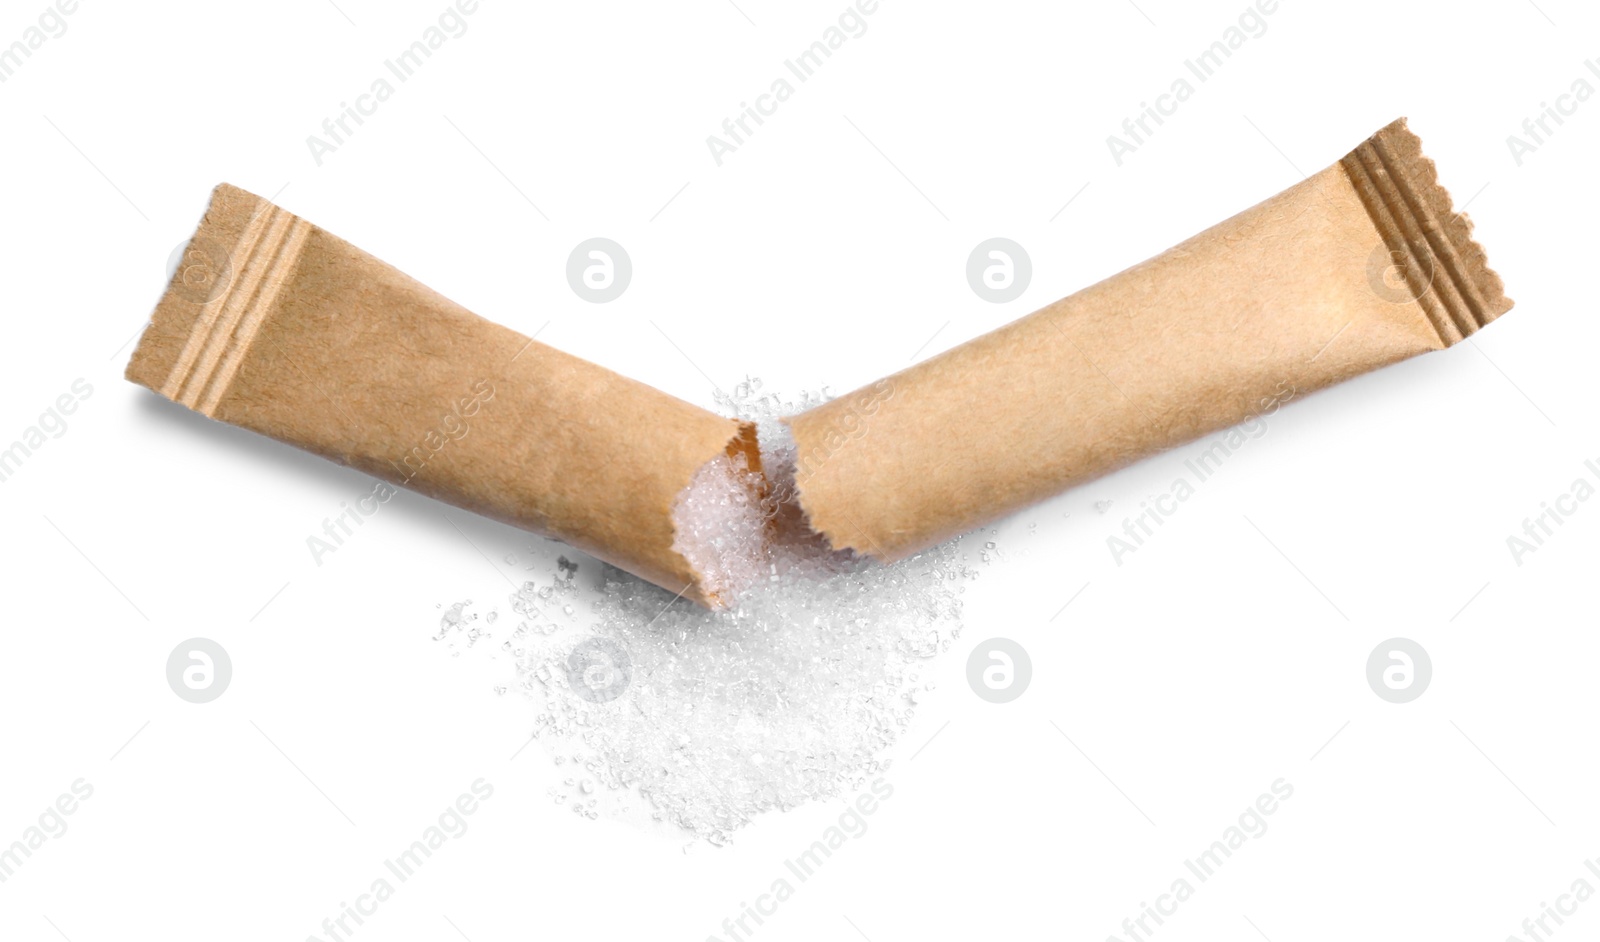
785;118;1513;560
128;184;758;607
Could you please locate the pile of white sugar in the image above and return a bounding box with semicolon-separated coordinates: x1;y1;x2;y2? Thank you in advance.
438;380;977;843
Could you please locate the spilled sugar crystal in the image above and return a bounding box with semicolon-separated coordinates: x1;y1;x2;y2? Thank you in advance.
669;447;767;606
439;379;979;842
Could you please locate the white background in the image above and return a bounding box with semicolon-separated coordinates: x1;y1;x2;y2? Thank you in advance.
1;0;1595;939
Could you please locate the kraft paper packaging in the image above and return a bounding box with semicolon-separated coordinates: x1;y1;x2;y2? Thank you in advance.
127;184;758;607
785;118;1513;561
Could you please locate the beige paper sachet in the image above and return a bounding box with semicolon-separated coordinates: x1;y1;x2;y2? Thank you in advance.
785;118;1513;561
128;184;758;607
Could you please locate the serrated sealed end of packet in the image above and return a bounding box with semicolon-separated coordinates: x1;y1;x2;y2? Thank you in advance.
785;118;1516;562
126;184;293;408
1341;118;1513;345
128;183;757;608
